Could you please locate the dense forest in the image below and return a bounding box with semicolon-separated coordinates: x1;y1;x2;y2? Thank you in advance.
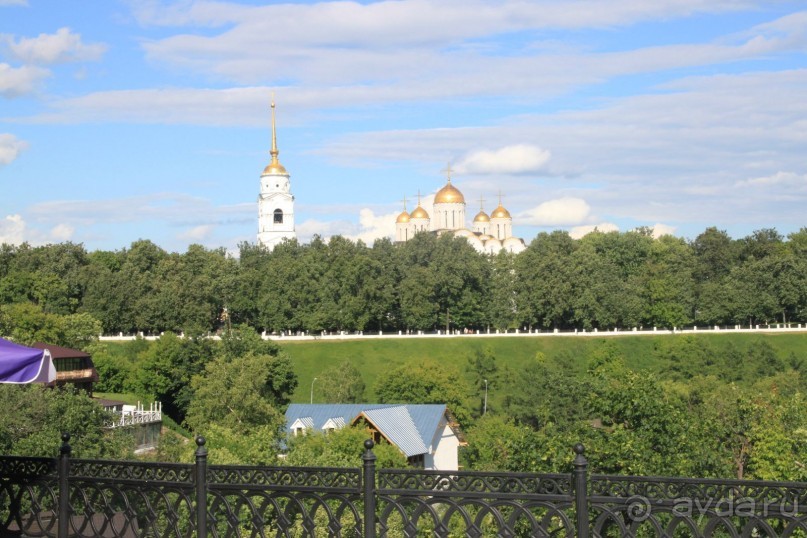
1;226;806;479
1;226;805;337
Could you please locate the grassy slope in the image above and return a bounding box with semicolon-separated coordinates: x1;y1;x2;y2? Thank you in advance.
280;332;807;404
99;332;806;409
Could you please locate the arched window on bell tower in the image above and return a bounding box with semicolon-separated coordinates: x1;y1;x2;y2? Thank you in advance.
274;209;284;224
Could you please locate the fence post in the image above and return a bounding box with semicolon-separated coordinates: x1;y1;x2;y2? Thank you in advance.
195;435;208;538
362;439;377;538
573;443;589;538
58;432;71;538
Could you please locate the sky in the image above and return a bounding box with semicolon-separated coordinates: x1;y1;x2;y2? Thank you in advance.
1;0;806;254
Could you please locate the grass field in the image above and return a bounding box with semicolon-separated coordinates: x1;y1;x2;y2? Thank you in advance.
279;332;807;404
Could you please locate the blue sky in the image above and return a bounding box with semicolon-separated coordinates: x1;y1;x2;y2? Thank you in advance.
1;0;806;253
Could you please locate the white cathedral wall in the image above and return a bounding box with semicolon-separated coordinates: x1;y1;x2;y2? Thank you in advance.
473;221;490;235
490;218;512;240
503;237;526;254
396;222;415;242
433;203;466;231
411;217;430;233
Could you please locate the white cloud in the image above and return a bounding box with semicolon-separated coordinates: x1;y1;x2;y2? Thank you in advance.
178;224;215;241
0;133;28;165
0;63;49;97
296;207;398;246
737;171;807;189
454;144;551;175
520;197;591;226
569;222;620;239
0;214;26;244
649;223;677;238
344;208;397;245
50;223;74;241
3;27;106;65
129;1;797;93
295;218;354;242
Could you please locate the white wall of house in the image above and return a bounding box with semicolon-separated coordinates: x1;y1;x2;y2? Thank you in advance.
426;422;461;471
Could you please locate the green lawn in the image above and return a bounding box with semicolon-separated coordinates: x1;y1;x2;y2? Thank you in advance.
280;332;807;403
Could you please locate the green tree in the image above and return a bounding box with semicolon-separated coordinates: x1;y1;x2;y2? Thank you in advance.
184;350;287;439
317;361;366;403
374;359;473;427
465;346;499;415
217;326;297;408
284;427;407;468
133;332;214;423
0;385;132;458
515;231;575;329
636;235;696;328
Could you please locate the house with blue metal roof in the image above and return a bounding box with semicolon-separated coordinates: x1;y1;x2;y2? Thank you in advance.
285;403;466;470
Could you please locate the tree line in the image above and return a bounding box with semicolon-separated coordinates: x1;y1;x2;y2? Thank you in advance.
1;226;805;337
2;318;805;480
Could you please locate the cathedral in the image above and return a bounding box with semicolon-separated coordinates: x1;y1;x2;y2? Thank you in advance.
395;167;526;254
256;102;524;254
257;100;296;250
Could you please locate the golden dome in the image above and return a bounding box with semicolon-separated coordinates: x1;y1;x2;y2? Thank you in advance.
410;206;429;219
474;210;490;222
491;204;511;219
263;160;288;175
434;181;465;204
396;211;411;223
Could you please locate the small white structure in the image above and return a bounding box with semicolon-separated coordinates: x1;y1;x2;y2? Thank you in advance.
285;403;466;471
103;400;162;453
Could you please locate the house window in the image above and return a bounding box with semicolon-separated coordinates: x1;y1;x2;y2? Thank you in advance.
294;427;304;437
274;209;284;224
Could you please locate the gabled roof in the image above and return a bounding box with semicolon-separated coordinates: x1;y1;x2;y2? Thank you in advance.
357;406;427;457
290;416;314;430
322;416;346;430
284;403;450;457
32;342;90;360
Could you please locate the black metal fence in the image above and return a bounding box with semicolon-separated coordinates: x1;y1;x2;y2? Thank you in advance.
2;435;807;537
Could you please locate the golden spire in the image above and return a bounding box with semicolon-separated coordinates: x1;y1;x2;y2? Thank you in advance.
270;97;279;163
263;95;288;175
479;195;486;211
401;195;408;212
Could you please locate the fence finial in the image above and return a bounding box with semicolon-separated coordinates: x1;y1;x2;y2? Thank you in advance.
60;432;71;456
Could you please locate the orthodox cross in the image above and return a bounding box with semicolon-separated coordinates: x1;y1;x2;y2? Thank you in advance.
442;163;454;182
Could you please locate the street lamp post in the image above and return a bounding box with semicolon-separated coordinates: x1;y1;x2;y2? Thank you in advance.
310;377;318;404
483;379;488;415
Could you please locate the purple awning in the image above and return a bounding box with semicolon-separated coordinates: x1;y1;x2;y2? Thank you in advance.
0;338;56;384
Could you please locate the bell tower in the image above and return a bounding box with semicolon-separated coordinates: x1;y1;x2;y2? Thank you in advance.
257;99;296;249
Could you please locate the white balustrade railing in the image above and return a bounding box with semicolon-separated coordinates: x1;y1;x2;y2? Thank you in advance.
109;401;162;428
